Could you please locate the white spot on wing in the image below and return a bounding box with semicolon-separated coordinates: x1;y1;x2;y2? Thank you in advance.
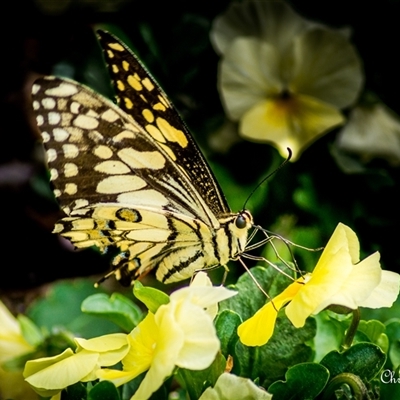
118;148;165;170
42;98;56;109
50;168;59;180
95;160;131;174
62;144;79;158
47;148;57;162
102;109;119;122
74;115;99;130
45;82;78;97
32;83;40;95
36;115;44;126
41;132;50;143
64;163;79;177
48;112;61;125
65;183;78;195
93;145;113;159
117;189;168;206
97;175;147;194
53;128;69;142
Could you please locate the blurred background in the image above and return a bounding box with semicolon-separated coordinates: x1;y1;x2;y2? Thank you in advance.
1;0;400;305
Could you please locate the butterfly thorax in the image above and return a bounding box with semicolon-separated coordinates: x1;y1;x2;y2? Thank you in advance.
153;209;253;283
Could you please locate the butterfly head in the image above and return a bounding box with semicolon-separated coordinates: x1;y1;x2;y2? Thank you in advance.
235;210;253;230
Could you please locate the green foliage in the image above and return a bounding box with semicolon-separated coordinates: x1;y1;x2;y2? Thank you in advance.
81;293;143;332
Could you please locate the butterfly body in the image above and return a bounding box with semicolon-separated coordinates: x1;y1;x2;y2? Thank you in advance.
33;31;253;285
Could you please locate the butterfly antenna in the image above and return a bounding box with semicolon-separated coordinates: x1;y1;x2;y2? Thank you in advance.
242;148;292;210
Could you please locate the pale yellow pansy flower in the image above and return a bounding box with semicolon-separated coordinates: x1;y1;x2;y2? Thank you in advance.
23;333;129;397
211;0;363;160
335;103;400;168
0;301;38;400
0;301;35;364
199;372;272;400
99;272;237;400
238;223;400;346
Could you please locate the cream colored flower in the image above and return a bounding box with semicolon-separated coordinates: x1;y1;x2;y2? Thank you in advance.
23;333;129;397
211;0;363;160
335;103;400;167
238;223;400;346
0;301;38;400
0;301;34;364
98;273;237;399
199;372;272;400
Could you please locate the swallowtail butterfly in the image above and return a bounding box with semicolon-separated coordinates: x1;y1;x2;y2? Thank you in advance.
33;31;257;286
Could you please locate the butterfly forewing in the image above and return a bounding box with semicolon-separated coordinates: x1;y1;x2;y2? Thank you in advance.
97;30;230;216
33;31;253;285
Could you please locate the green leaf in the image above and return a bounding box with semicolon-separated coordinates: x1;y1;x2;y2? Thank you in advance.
215;310;241;357
358;319;389;352
62;381;87;400
385;318;400;369
177;353;226;400
268;362;330;400
18;314;43;347
219;267;315;386
313;312;346;362
133;281;169;313
320;342;386;381
81;293;143;332
27;280;119;337
234;316;316;387
88;381;120;400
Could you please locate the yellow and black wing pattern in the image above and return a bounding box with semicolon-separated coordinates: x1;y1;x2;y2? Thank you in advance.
32;30;253;285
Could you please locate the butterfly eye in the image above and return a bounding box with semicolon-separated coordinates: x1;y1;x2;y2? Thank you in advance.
235;214;248;229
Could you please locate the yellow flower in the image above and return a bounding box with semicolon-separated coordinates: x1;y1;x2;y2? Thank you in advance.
198;372;272;400
335;103;400;168
99;272;237;400
0;301;35;364
0;301;38;400
238;223;400;346
23;333;129;397
211;0;363;160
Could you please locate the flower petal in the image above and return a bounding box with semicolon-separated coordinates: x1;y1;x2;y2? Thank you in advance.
199;372;272;400
219;37;283;120
238;281;303;346
24;349;98;391
336;104;400;166
291;28;363;108
240;94;344;160
360;270;400;308
211;0;315;56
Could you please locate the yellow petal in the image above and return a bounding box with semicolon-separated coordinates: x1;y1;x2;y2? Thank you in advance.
321;252;381;310
75;333;129;367
285;224;357;327
0;302;34;363
238;280;303;346
24;350;98;391
240;94;344;160
360;270;400;308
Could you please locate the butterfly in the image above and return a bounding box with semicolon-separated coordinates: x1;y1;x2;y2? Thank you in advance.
32;30;258;286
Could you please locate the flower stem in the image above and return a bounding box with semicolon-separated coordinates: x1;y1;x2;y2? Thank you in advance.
342;309;361;349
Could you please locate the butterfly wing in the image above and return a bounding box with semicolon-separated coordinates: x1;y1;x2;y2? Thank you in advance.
97;30;230;216
33;49;230;285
